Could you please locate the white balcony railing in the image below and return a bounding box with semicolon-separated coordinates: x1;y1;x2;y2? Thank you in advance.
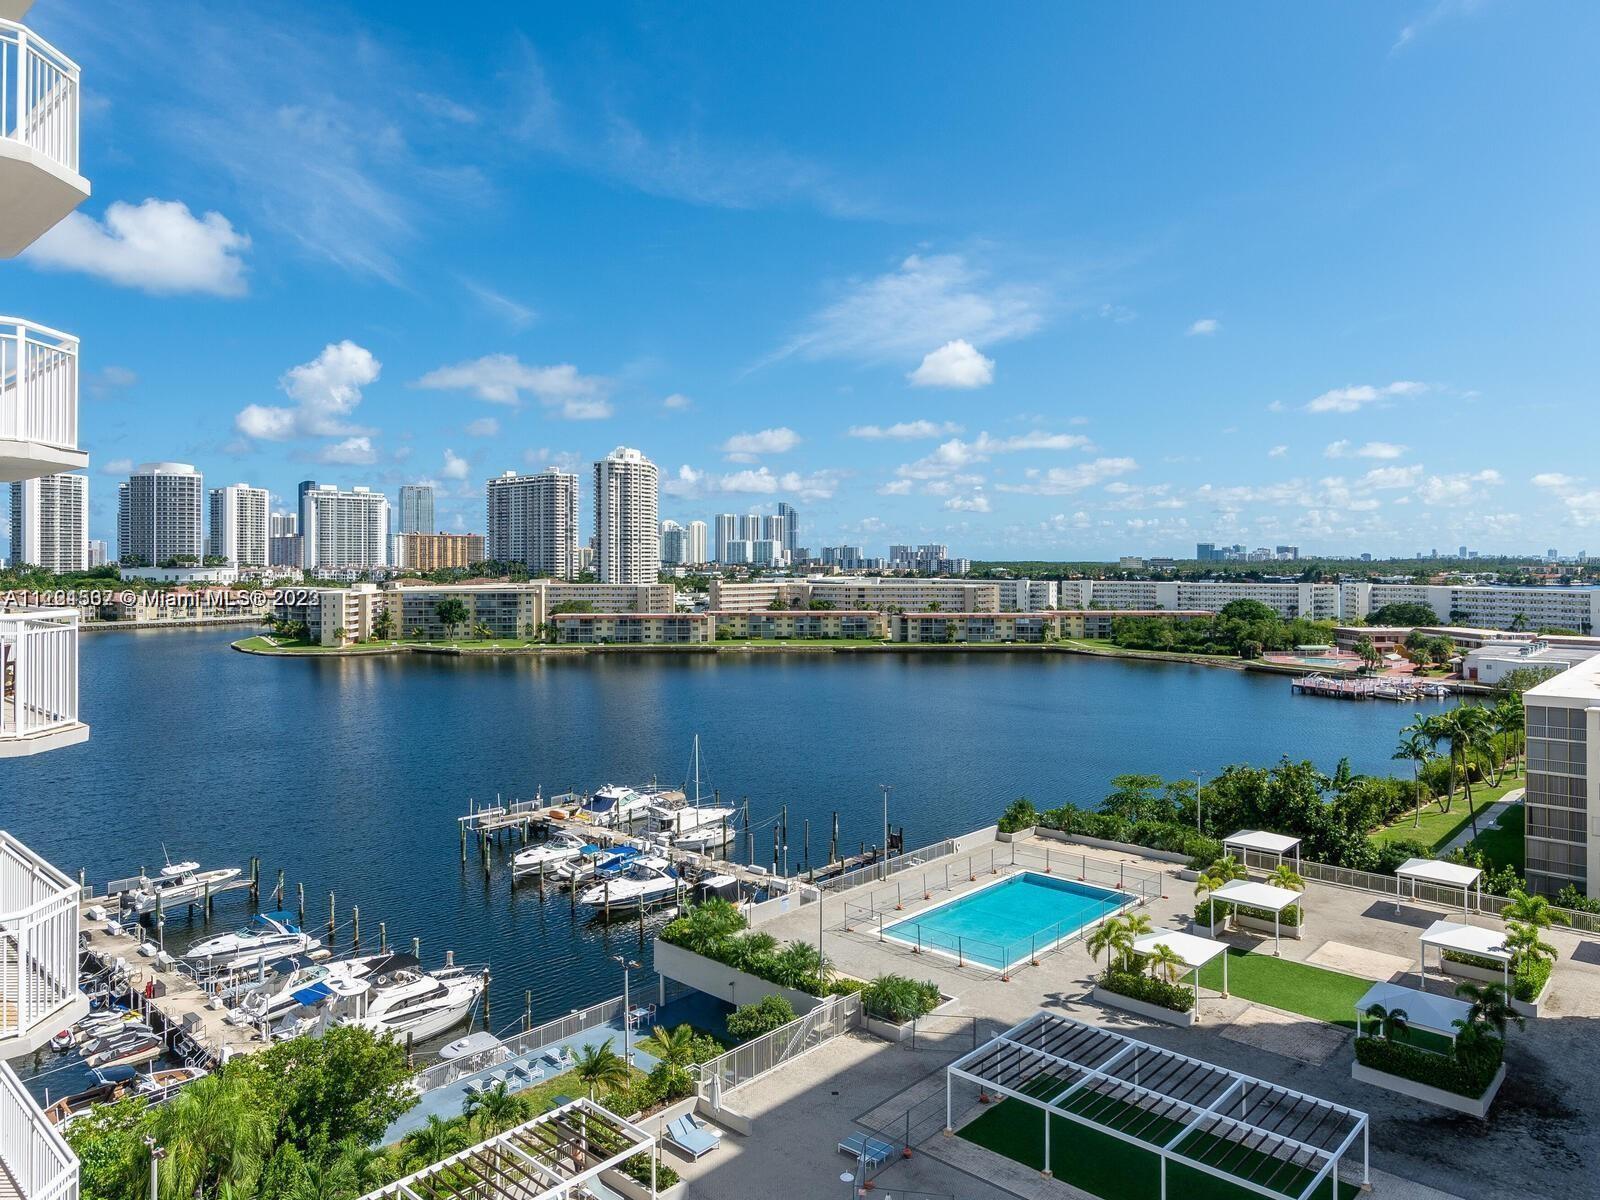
0;1060;78;1200
0;320;80;479
0;831;81;1053
0;19;79;176
0;610;84;755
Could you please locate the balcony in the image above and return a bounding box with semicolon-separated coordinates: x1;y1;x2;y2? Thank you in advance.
0;611;87;759
0;320;82;482
0;832;86;1063
1;18;88;257
0;1060;78;1200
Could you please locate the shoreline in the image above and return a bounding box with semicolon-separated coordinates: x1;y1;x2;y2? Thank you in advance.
227;635;1488;691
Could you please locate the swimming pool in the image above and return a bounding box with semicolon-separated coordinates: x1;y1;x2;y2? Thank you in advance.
883;872;1131;971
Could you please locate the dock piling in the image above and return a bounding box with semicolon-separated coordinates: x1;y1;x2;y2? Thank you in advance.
524;990;532;1032
328;892;336;945
249;857;260;902
379;921;387;953
352;905;360;948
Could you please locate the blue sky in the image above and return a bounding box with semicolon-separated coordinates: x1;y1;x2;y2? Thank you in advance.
9;0;1599;559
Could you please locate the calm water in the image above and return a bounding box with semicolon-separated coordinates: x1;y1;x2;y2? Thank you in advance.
885;875;1129;970
6;628;1441;1032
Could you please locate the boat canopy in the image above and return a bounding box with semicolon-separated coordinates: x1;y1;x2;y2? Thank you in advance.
291;982;334;1006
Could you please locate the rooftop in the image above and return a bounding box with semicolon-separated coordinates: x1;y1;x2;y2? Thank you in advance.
1526;651;1600;701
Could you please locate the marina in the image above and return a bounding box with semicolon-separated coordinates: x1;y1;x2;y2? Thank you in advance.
1291;673;1456;702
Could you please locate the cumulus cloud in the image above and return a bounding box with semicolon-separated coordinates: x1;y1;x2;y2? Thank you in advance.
721;427;801;462
663;464;841;502
235;341;380;442
1326;440;1408;459
1186;318;1220;336
908;340;995;389
25;199;250;296
849;420;964;440
1268;445;1289;458
895;431;1093;480
1305;381;1427;414
1359;465;1424;490
464;417;500;438
662;393;693;411
1532;472;1577;489
775;253;1043;365
441;449;470;480
1416;469;1501;506
944;493;991;513
877;479;914;496
996;458;1139;495
413;355;611;418
316;436;378;465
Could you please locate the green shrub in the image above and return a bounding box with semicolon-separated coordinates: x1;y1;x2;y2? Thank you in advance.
861;974;943;1024
727;994;796;1039
622;1154;679;1189
1097;969;1194;1014
1353;1034;1502;1098
998;797;1037;833
1192;899;1301;928
1441;950;1550;1003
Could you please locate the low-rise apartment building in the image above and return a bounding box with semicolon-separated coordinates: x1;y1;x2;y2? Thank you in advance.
715;609;889;640
1463;638;1600;687
1523;656;1600;898
552;612;709;644
709;576;1000;612
1342;582;1600;633
1036;579;1338;619
893;609;1211;644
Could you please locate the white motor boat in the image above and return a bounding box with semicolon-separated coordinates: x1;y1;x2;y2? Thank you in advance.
183;912;322;973
577;856;682;911
341;963;485;1044
122;858;243;915
513;831;594;878
226;952;415;1028
651;804;738;850
578;785;653;826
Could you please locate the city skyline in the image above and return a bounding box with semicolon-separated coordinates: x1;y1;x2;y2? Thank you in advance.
6;2;1599;561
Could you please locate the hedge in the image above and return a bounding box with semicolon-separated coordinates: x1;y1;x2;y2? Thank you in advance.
1441;950;1551;1003
1097;969;1194;1014
1194;899;1302;928
1353;1035;1502;1098
861;975;943;1024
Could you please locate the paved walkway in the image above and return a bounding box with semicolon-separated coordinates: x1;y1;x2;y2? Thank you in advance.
1437;788;1523;856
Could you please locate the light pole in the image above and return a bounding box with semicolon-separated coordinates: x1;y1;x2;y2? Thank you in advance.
879;783;894;879
1193;769;1204;833
613;954;641;1064
143;1136;165;1200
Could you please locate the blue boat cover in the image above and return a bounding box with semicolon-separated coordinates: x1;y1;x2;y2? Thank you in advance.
290;982;333;1005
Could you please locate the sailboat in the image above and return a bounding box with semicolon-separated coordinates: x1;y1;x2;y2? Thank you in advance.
647;735;737;851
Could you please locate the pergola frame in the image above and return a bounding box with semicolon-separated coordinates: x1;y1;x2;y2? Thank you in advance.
1205;879;1304;957
1223;831;1302;874
1419;919;1509;994
946;1013;1368;1200
1132;929;1231;1017
1395;858;1482;914
361;1099;657;1200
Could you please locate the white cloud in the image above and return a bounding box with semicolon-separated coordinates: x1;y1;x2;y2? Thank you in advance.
895;431;1093;480
944;493;991;513
316;436;378;465
996;458;1138;495
1268;445;1289;458
235;341;380;442
412;355;612;418
1186;318;1220;337
664;464;841;502
1560;491;1600;526
1325;440;1408;459
1305;381;1427;414
662;393;693;411
1416;469;1501;506
908;340;995;389
441;449;470;480
26;199;250;296
848;420;963;440
465;417;500;438
99;457;133;476
776;253;1043;365
721;427;801;462
1359;465;1423;490
1532;472;1577;489
463;280;536;329
877;479;914;496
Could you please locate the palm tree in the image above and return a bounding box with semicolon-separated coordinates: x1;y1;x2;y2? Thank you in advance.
640;1023;698;1068
463;1080;530;1137
1143;942;1187;985
1086;915;1125;971
1452;705;1495;835
1392;727;1433;827
574;1038;631;1100
1502;890;1552;929
1194;855;1247;926
1363;1002;1408;1042
1419;713;1454;811
1267;864;1305;922
403;1113;470;1170
1491;695;1525;779
1503;921;1557;976
769;941;831;990
142;1073;276;1199
1107;912;1153;972
1453;981;1524;1040
330;1138;393;1196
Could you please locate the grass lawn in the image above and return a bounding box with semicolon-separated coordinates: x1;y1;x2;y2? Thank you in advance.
508;1064;647;1114
961;1080;1358;1200
1367;778;1523;854
1467;802;1525;873
1196;948;1374;1030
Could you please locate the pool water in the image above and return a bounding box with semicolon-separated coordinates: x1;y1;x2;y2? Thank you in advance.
883;872;1129;970
1295;656;1355;667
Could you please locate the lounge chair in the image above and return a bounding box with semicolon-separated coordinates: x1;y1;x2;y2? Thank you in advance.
837;1132;894;1168
507;1061;545;1086
665;1114;722;1160
543;1046;575;1070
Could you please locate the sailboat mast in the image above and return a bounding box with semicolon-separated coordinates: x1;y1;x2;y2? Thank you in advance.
692;734;702;806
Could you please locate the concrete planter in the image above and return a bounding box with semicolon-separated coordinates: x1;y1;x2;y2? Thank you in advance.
1091;984;1195;1028
1440;957;1548;1017
1235;912;1305;941
604;1168;686;1200
1189;915;1228;938
995;827;1035;843
652;940;822;1014
861;993;959;1043
1351;1061;1505;1118
1032;827;1192;866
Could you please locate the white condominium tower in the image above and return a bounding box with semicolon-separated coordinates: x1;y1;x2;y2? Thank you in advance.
486;468;580;578
685;519;708;566
208;482;269;567
593;447;659;585
118;462;203;566
9;472;88;572
298;481;390;571
399;483;435;534
713;513;739;563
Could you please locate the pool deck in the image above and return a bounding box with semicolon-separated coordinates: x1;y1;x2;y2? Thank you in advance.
729;832;1600;1200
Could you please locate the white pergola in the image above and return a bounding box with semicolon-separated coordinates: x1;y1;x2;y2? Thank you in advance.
1132;929;1231;1018
1205;879;1304;957
1419;919;1510;994
1355;981;1471;1051
1396;858;1482;913
945;1012;1369;1200
360;1099;658;1200
1222;830;1301;873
